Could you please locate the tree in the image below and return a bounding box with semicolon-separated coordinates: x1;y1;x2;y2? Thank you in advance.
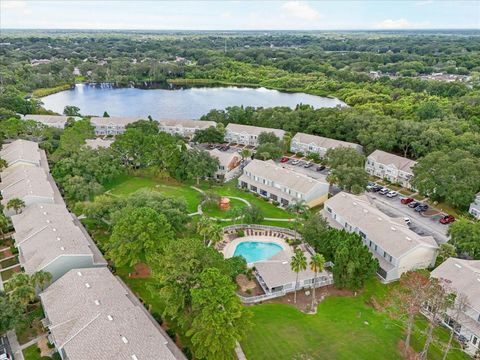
448;219;480;259
176;149;219;185
0;292;26;334
390;271;430;355
6;273;36;309
6;198;25;214
255;142;283;160
258;132;281;146
63;105;81;116
443;292;469;360
300;213;330;254
291;249;307;304
0;214;10;240
435;243;456;266
286;200;308;240
420;278;454;360
240;205;264;224
325;148;367;193
108;207;174;267
54;118;95;158
103;111;110;117
0;158;7;171
193;126;224;144
31;271;52;291
332;230;378;290
239;148;251;161
309;253;326;310
187;268;252;360
411;150;480;209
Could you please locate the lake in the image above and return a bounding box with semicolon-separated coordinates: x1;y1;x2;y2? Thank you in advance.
41;83;346;119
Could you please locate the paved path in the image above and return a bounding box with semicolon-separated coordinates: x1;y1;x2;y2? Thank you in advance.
18;334;47;351
235;342;247;360
6;330;24;360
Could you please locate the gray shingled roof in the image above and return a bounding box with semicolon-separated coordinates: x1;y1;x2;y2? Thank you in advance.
240;159;328;195
207;149;240;168
11;204;103;274
40;268;184;360
323;192;438;258
90;117;144;126
0;139;41;166
226;123;285;138
292;132;363;153
431;258;480;312
22;114;70;126
368;150;417;173
159;119;216;128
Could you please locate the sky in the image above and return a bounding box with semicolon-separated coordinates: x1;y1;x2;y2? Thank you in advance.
1;0;479;31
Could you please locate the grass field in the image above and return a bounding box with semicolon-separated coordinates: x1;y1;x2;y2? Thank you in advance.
241;280;469;360
23;344;43;360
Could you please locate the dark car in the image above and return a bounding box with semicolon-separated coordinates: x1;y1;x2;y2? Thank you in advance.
316;165;326;172
408;201;421;208
401;197;414;204
371;185;383;192
415;204;429;212
440;215;455;224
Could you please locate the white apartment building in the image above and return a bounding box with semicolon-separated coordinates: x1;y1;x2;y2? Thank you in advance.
158;119;216;138
21;114;74;129
322;192;438;282
290;132;363;157
0;139;41;168
207;149;242;182
225;123;285;147
90;117;144;136
238;159;329;207
469;192;480;220
431;258;480;356
365;150;417;189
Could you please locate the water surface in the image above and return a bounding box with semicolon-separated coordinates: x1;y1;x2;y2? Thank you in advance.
41;83;346;119
233;241;283;263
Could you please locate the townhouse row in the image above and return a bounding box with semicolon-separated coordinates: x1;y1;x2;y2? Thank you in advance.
0;139;185;360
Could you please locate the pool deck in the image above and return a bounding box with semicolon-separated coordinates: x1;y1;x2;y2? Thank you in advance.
222;236;292;260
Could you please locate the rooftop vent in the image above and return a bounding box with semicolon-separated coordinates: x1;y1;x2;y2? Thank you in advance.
77;271;82;277
85;283;91;288
377;217;382;221
353;202;357;206
132;355;138;360
121;336;128;344
282;261;288;265
107;315;113;321
46;220;51;223
405;237;411;241
56;237;61;241
43;211;47;215
391;227;396;231
454;263;462;269
52;228;57;232
94;300;100;306
60;246;65;251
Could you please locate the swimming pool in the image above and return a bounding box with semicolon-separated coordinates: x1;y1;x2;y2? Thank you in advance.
233;241;283;263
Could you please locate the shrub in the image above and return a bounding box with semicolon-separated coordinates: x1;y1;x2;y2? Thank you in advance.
236;229;245;237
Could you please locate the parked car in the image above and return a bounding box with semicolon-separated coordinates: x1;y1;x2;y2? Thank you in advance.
303;162;313;168
404;217;412;225
401;197;414;204
439;215;455;224
366;182;376;191
379;188;390;195
408;201;421;208
415;204;429;212
371;185;383;192
291;159;300;165
280;157;289;163
316;165;326;172
386;191;398;198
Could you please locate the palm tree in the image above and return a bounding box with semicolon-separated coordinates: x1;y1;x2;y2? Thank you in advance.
196;216;211;245
286;200;308;240
310;253;326;310
0;158;8;171
239;149;251;161
0;214;10;240
6;198;26;214
291;249;307;304
10;284;36;309
32;271;52;291
207;222;224;247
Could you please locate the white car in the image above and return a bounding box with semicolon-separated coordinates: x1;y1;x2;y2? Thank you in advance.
291;160;300;165
386;191;398;198
404;217;412;225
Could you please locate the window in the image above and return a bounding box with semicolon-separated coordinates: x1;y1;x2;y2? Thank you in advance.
472;336;478;346
375;245;378;251
326;206;332;213
369;241;372;247
359;231;366;239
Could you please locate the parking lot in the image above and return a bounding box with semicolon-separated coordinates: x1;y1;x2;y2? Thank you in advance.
366;191;449;245
275;157;329;180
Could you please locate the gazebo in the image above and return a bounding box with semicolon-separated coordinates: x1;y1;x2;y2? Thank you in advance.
219;197;230;211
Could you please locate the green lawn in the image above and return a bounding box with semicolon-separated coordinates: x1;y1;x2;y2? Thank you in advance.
202;198;246;218
16;305;45;345
0;265;20;281
242;280;469;360
23;344;44;360
0;255;19;269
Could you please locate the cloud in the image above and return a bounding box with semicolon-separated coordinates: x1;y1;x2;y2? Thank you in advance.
1;0;31;15
281;1;322;20
375;18;430;29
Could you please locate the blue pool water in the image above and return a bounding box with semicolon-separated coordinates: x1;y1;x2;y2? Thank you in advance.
233;241;283;263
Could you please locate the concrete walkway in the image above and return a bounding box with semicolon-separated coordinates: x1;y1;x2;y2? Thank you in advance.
18;334;47;351
6;330;24;360
235;342;247;360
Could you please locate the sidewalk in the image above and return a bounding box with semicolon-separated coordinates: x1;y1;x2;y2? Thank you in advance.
6;330;24;360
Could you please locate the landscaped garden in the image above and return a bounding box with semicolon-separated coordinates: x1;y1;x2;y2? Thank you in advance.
241;279;469;360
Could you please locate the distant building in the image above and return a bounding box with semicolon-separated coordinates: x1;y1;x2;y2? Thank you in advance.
365;150;417;189
469;192;480;220
90;117;144;136
40;267;186;360
431;258;480;355
238;159;329;207
11;203;107;281
290;132;363;157
225;123;285;147
0;139;41;168
207;149;242;182
22;114;73;129
85;138;114;150
322;192;438;282
158;119;216;138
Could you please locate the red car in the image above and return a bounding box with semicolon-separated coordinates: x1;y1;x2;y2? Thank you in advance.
280;157;289;163
401;197;414;205
439;215;455;224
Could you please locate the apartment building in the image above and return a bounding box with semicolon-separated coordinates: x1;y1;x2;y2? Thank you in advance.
207;149;242;182
0;139;41;168
22;114;73;129
90;116;143;136
225;123;285;147
322;192;438;282
238;159;329;207
290;132;363;157
11;203;107;281
431;258;480;356
365;150;417;189
40;267;186;360
469;192;480;220
158;119;216;138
